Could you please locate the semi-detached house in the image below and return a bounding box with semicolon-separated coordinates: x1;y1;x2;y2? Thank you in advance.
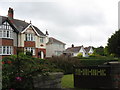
0;8;47;59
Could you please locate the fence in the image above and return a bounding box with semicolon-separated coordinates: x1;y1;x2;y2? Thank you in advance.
74;61;120;89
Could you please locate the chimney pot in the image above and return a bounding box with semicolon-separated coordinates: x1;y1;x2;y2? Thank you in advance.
72;44;74;48
8;7;14;19
46;30;49;36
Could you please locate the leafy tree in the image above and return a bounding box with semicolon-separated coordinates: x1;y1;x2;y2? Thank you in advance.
107;29;120;57
94;46;104;56
104;46;109;56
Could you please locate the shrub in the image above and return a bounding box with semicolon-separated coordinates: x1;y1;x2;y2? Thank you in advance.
2;54;61;89
77;53;83;57
48;56;82;74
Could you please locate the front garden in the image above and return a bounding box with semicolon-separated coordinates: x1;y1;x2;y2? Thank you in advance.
1;54;120;89
2;53;63;89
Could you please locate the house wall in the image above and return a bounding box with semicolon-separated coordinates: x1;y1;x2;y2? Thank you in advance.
79;47;86;57
88;47;94;54
46;43;65;57
46;44;54;57
13;32;17;46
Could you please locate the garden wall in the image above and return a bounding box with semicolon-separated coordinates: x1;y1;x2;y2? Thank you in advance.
33;72;63;88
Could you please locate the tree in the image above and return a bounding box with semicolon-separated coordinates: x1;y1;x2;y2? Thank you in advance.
94;46;104;56
107;29;120;57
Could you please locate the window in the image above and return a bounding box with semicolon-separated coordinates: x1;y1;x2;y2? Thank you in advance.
0;46;13;55
25;34;35;41
0;30;13;38
40;37;44;43
3;22;12;30
25;47;35;55
0;22;13;39
55;51;62;56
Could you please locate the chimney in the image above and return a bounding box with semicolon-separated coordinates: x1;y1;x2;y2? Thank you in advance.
72;44;74;48
8;7;14;19
45;30;49;36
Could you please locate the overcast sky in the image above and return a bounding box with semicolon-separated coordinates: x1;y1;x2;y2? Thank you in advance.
0;0;119;48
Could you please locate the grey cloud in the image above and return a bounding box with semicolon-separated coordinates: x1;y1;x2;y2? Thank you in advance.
3;2;105;27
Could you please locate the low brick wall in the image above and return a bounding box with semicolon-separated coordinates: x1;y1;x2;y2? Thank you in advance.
33;72;63;88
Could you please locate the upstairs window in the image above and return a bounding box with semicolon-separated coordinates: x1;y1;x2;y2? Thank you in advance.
2;22;13;30
0;22;13;39
25;34;35;41
0;30;12;38
40;37;44;43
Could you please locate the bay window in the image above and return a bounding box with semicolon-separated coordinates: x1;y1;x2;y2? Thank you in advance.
25;47;35;55
0;30;13;38
0;46;13;55
0;22;13;39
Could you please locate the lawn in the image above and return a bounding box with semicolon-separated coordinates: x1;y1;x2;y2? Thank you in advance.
61;74;93;90
61;74;74;88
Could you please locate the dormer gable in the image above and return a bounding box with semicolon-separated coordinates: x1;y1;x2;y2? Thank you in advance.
21;24;39;36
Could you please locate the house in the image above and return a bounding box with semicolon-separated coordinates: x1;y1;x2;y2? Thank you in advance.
46;37;66;57
84;46;94;56
64;45;94;57
64;44;86;57
0;8;47;59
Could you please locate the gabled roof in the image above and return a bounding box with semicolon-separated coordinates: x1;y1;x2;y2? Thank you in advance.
0;16;46;36
65;46;83;53
84;46;93;53
47;37;66;45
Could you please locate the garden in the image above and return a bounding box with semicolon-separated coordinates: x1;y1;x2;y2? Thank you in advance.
1;52;120;89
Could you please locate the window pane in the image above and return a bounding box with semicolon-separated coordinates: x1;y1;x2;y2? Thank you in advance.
40;37;44;43
25;34;27;41
7;31;9;37
3;31;6;37
3;46;6;54
7;46;9;54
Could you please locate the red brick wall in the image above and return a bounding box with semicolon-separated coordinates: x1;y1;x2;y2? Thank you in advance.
2;39;13;46
24;41;35;47
13;47;17;55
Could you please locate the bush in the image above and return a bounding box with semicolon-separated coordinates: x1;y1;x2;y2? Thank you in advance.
77;53;83;57
2;54;61;89
47;56;82;74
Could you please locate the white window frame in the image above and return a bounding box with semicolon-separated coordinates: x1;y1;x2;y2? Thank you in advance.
25;47;35;55
40;37;44;43
25;33;35;41
0;22;13;39
0;46;13;55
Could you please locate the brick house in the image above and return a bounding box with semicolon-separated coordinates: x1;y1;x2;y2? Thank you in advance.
0;8;47;59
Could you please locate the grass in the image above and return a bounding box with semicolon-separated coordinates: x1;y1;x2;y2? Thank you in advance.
61;74;93;90
61;74;74;88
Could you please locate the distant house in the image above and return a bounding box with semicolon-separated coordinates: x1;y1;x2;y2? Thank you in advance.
46;37;66;57
64;45;86;57
84;46;94;56
64;45;94;57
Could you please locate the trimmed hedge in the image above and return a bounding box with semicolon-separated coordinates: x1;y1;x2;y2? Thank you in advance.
47;56;120;74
